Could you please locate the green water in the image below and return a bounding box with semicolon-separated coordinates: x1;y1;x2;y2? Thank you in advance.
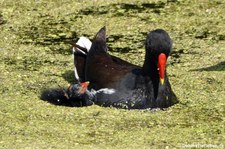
0;0;224;148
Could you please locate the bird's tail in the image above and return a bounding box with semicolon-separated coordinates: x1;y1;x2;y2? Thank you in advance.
89;26;108;53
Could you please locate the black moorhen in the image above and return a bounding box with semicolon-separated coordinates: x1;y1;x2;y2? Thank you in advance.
73;27;179;109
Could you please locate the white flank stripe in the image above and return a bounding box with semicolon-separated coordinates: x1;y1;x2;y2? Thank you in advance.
74;67;80;81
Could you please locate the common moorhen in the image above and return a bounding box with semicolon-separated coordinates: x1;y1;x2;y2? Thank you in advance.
73;27;179;109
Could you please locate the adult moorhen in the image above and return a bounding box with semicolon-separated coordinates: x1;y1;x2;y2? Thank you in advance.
73;27;179;109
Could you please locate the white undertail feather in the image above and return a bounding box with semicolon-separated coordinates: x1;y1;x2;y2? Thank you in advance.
73;36;92;54
73;37;92;81
73;47;86;55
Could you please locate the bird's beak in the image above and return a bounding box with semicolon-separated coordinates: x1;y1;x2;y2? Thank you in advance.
78;81;90;94
158;53;166;85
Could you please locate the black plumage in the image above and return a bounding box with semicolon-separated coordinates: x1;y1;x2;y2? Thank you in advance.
73;27;179;109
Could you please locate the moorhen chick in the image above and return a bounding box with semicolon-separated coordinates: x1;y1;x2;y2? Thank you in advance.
40;81;92;107
73;27;179;109
66;81;94;106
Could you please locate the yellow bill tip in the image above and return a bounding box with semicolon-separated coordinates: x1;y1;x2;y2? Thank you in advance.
160;78;164;85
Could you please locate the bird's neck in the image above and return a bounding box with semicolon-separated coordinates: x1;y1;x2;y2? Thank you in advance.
142;54;159;78
142;54;160;99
